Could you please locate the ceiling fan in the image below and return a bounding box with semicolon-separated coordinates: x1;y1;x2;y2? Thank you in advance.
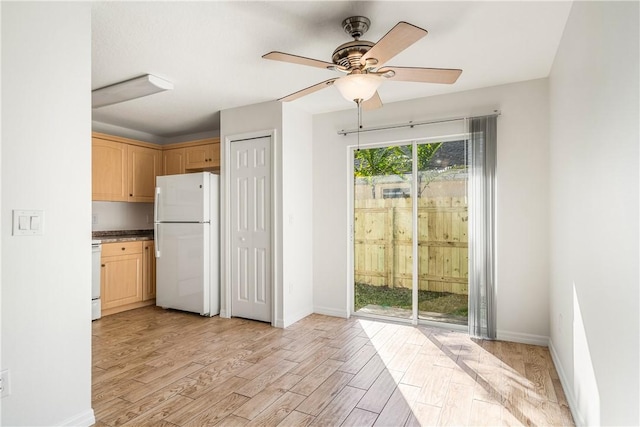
263;16;462;110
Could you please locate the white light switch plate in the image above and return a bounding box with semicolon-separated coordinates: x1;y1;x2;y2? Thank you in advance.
12;210;44;236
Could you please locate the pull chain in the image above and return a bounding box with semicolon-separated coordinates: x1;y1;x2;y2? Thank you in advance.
356;99;362;151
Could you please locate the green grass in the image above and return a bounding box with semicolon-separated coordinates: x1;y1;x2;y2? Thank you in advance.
354;282;468;317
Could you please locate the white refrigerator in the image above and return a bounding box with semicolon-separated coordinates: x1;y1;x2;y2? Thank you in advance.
154;172;219;316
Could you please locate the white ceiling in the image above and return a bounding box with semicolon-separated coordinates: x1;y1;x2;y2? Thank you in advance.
91;1;573;138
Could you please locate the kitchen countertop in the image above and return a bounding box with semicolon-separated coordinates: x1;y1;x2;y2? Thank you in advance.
92;229;154;243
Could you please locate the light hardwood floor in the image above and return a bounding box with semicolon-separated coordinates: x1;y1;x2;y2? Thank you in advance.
92;307;574;426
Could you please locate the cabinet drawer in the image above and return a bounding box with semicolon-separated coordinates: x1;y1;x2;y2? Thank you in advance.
102;241;143;257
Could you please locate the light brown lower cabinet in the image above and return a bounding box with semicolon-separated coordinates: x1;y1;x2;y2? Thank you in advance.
100;240;155;316
142;241;156;301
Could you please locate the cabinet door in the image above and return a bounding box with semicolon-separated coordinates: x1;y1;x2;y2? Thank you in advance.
184;145;211;170
101;253;143;310
92;138;127;201
163;148;185;176
128;145;162;202
142;241;156;301
210;142;221;169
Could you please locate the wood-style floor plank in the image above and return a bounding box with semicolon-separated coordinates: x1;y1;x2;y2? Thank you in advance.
181;393;249;427
295;371;355;416
244;392;305;427
341;408;378;427
92;307;575;427
310;386;366;426
232;373;302;420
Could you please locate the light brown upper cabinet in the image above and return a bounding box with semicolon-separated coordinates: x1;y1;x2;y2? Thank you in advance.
185;143;217;170
92;137;128;201
128;145;161;202
162;148;186;176
93;134;220;197
92;132;161;202
162;138;220;174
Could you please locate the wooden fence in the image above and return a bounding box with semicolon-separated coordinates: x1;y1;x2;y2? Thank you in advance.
354;197;468;295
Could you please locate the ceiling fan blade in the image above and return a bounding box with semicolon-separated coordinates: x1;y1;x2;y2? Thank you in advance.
380;66;462;84
263;51;342;71
360;22;427;68
362;91;382;111
279;78;338;102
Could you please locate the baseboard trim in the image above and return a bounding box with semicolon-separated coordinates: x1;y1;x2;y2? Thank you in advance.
219;309;230;319
549;339;585;426
497;330;549;346
313;306;348;319
60;408;95;427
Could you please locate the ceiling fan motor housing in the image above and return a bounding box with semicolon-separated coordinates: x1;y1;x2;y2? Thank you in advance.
332;40;375;69
341;16;370;39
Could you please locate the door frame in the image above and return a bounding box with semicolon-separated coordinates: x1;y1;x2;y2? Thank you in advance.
221;130;277;326
346;138;418;323
347;135;470;331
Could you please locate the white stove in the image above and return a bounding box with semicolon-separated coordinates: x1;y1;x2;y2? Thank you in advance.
91;240;102;320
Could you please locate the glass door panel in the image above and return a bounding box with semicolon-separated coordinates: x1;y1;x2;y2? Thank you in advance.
353;145;413;320
417;140;469;325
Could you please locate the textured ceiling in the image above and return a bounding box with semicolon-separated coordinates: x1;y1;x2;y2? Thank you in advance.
91;1;573;138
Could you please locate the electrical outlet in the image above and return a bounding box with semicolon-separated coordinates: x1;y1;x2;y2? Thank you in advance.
1;369;10;398
558;313;563;333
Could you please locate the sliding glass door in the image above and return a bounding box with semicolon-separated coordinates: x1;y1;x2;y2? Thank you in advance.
352;138;469;326
416;140;469;325
353;144;413;320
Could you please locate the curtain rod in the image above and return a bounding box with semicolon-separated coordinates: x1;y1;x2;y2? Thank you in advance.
337;110;501;136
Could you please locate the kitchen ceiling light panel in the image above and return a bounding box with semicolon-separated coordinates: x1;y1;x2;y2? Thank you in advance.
92;74;173;108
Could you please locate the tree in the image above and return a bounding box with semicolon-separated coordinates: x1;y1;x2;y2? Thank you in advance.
408;143;444;197
354;146;408;198
354;143;449;199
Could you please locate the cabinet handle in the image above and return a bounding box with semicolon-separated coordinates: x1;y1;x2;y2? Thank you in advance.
129;193;133;197
101;264;105;267
145;247;148;250
121;247;125;251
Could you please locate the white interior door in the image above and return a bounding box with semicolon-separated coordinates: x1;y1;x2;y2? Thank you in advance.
230;136;271;322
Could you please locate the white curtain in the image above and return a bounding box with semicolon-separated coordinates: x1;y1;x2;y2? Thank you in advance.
468;116;497;339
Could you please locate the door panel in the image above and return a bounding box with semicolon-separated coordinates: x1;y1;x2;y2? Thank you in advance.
230;137;271;322
156;222;210;315
156;173;210;222
416;140;469;325
353;144;413;320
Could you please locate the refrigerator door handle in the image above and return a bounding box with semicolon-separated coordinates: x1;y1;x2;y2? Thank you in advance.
154;223;161;258
154;187;161;223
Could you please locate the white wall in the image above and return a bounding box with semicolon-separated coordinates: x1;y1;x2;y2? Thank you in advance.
281;103;314;326
1;3;94;426
548;2;639;426
220;101;285;325
313;79;550;343
220;101;314;328
92;201;154;232
92;121;165;144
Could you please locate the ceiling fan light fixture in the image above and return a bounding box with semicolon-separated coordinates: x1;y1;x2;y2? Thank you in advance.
334;73;383;102
92;74;173;108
